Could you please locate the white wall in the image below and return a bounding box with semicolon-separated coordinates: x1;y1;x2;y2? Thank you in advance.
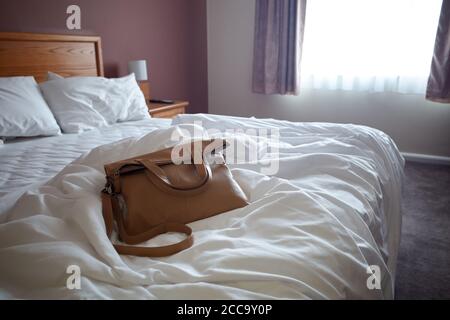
207;0;450;157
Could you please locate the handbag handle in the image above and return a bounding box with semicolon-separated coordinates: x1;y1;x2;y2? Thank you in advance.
136;158;210;191
101;192;193;257
109;139;227;194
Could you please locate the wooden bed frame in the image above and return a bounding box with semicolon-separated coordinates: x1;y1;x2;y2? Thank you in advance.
0;32;104;82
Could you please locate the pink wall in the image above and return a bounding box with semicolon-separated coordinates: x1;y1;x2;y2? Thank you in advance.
0;0;208;113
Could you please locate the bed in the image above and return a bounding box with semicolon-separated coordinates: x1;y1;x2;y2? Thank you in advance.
0;32;404;299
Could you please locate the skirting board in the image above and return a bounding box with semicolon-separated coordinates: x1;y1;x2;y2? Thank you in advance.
402;152;450;166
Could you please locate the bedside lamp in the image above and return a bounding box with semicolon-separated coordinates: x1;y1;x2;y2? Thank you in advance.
128;60;150;100
128;60;148;81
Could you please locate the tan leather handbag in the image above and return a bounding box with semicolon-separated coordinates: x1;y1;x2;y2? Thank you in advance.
101;139;248;257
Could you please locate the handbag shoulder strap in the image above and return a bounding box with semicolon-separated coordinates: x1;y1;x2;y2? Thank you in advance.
101;192;193;257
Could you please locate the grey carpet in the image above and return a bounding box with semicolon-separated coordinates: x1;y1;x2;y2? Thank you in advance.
395;161;450;299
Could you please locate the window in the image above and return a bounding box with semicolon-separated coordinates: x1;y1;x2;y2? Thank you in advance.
300;0;442;94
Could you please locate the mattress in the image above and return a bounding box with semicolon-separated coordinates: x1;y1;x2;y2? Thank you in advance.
0;114;404;299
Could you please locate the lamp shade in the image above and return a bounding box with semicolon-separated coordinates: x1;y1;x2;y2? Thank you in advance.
128;60;148;81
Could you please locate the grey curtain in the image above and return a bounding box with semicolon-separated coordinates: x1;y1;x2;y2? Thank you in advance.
426;0;450;103
252;0;307;95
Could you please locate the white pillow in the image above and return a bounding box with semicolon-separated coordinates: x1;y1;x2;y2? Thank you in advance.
0;76;61;138
39;73;150;133
47;71;64;81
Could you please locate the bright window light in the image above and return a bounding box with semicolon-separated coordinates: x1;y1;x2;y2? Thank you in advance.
300;0;443;94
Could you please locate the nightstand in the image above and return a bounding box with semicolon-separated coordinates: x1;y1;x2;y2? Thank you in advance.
138;81;151;100
147;101;188;119
138;80;188;119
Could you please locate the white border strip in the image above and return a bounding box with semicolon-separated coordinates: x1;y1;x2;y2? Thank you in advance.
402;152;450;166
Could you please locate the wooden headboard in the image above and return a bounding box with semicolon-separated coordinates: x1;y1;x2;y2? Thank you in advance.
0;32;104;82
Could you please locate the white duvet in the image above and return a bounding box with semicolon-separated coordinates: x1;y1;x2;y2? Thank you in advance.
0;114;404;299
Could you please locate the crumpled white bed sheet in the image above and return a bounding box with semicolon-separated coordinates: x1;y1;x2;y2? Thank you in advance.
0;119;171;215
0;114;404;299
